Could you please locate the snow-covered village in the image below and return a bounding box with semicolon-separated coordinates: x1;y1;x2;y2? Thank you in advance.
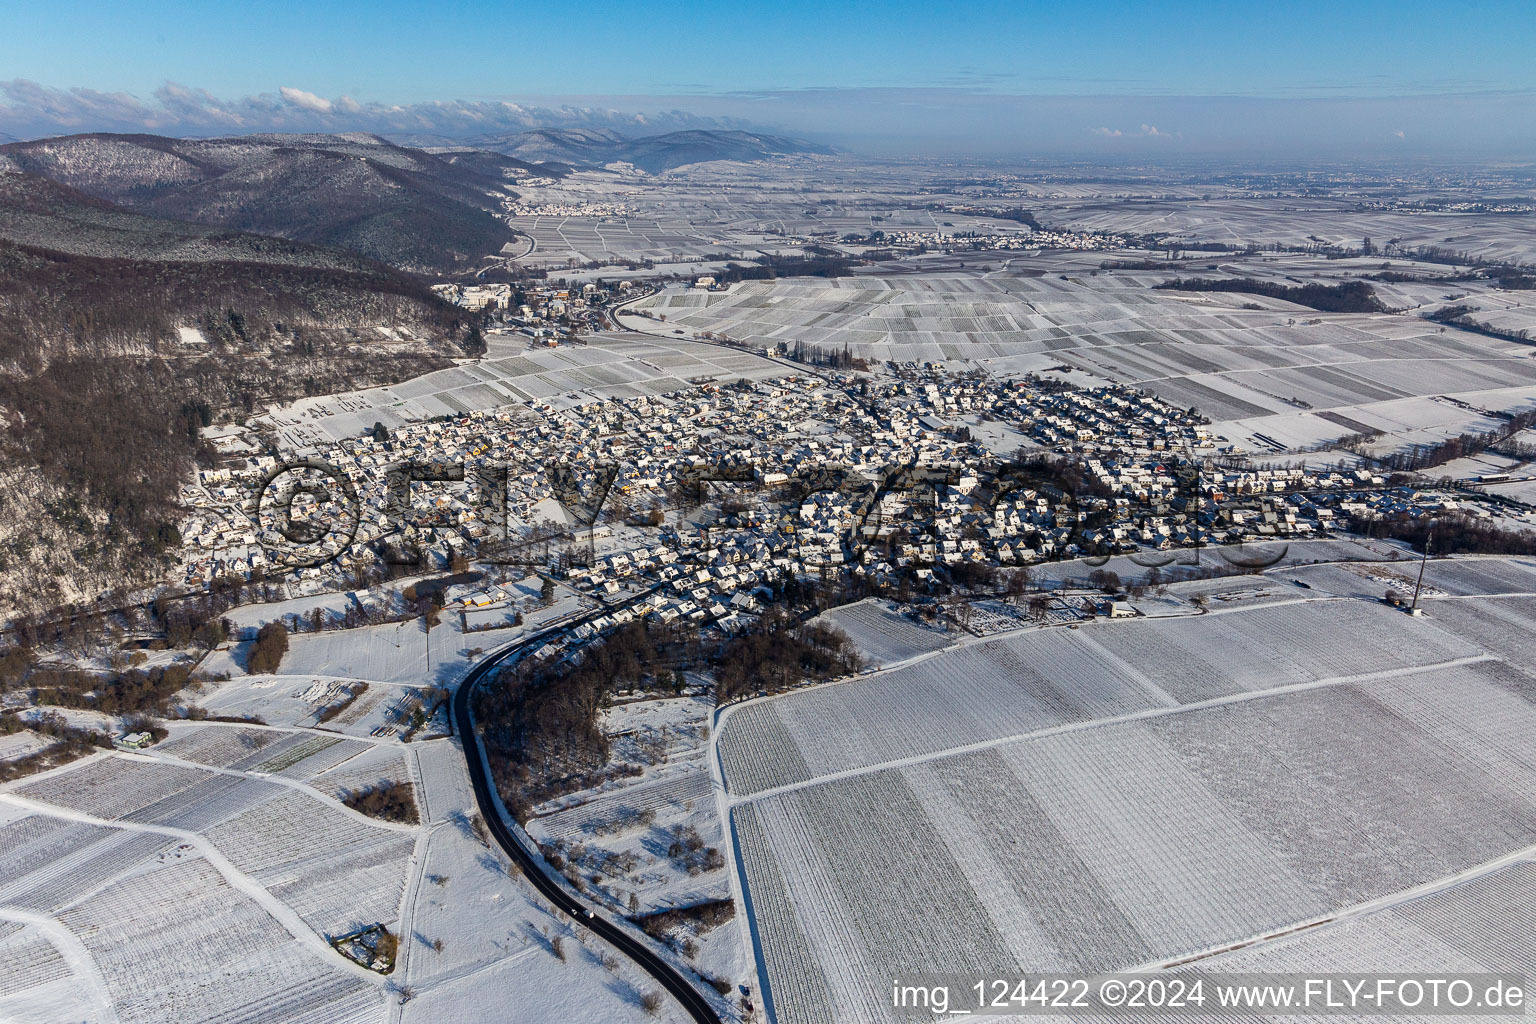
5;6;1536;1023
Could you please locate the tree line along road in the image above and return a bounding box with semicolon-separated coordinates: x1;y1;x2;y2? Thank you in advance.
451;621;724;1024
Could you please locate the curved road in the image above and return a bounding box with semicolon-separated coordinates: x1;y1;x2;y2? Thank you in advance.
451;627;722;1024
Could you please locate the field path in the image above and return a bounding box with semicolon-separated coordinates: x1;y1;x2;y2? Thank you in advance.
0;907;121;1024
0;793;385;986
720;653;1499;807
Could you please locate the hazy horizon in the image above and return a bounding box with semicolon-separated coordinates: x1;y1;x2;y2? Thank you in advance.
4;0;1535;163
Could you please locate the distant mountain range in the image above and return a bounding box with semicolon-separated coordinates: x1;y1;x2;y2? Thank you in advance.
0;132;528;272
457;127;832;174
0;81;751;147
0;129;831;270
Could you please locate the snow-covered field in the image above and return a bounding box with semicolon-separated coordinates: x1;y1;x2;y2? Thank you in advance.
399;736;698;1024
0;749;394;1024
1015;535;1400;591
813;599;953;667
635;257;1536;455
0;576;719;1024
524;694;756;1013
0;602;657;1024
260;327;784;449
720;597;1482;797
1203;856;1536;975
0;734;698;1024
717;558;1536;1024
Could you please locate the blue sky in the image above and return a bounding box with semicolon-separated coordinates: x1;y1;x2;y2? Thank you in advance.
3;0;1535;157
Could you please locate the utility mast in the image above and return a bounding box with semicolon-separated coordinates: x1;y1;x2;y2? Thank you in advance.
1409;527;1433;615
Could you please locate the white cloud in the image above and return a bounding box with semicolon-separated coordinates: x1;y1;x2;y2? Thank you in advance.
0;79;740;142
1090;123;1178;140
279;86;333;113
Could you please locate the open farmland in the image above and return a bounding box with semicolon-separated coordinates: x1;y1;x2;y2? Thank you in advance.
0;682;427;1024
0;667;700;1024
1053;194;1536;266
510;213;779;268
505;171;1037;270
0;762;394;1024
262;328;784;448
812;599;954;667
716;558;1536;1024
636;253;1536;457
719;597;1480;796
1201;856;1536;976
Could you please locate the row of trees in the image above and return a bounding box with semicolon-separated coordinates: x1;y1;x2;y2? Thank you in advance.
785;339;868;370
1427;303;1531;344
714;613;862;703
30;661;193;717
1358;513;1536;556
0;710;112;782
713;253;862;285
1372;409;1536;473
1154;277;1385;313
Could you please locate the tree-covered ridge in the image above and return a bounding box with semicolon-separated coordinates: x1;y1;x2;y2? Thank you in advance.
1155;277;1385;313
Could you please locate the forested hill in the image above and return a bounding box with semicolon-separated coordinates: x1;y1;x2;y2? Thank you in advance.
0;132;526;272
0;167;475;616
1154;276;1385;313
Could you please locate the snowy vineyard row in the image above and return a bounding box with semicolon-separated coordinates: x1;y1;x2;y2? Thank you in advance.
818;600;953;666
720;599;1490;797
725;587;1536;1023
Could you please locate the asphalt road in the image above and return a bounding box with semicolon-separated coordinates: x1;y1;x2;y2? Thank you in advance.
451;625;723;1024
